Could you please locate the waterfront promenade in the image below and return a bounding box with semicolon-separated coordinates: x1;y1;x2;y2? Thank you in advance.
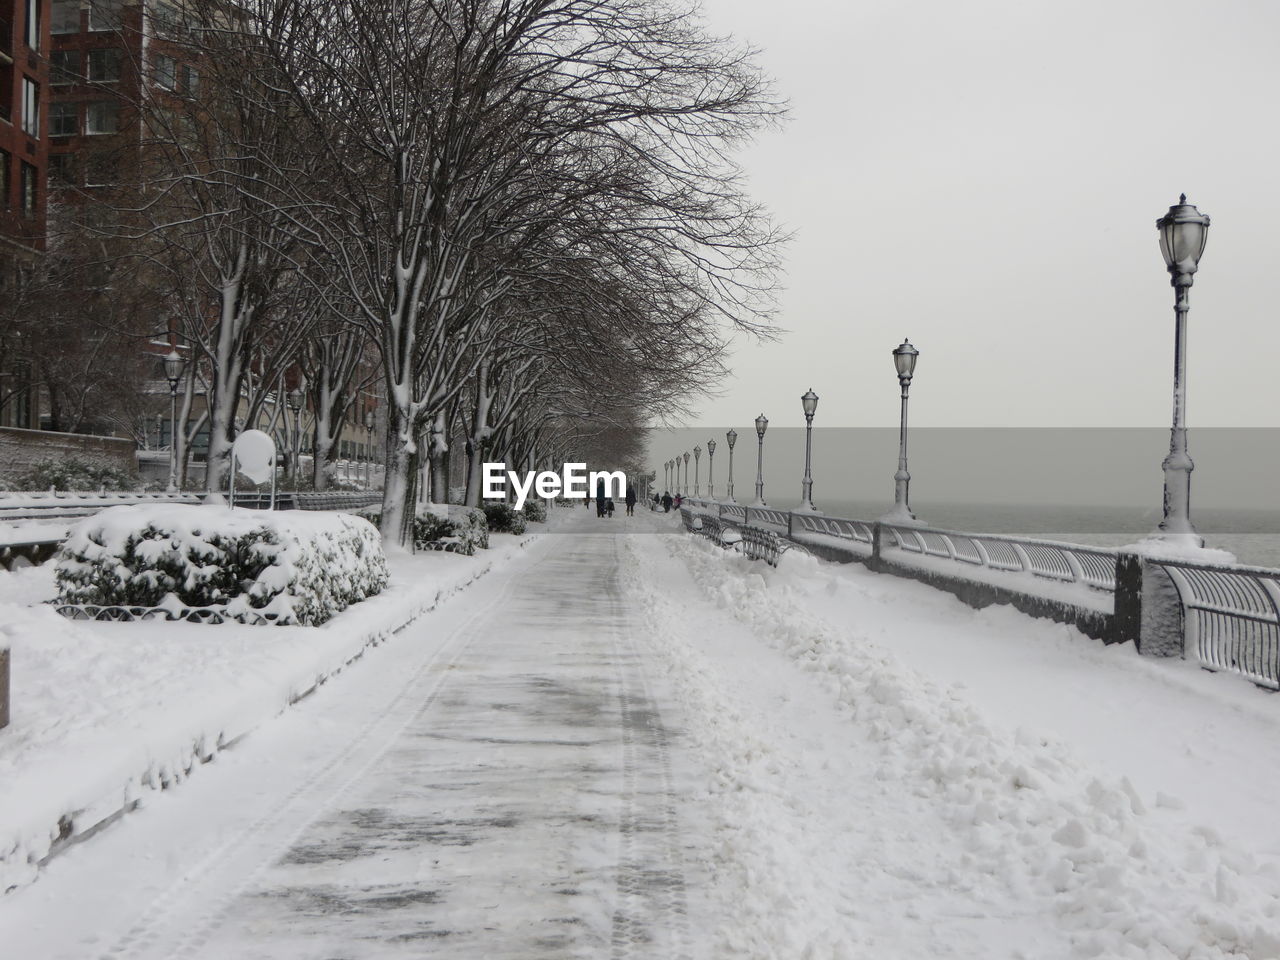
2;511;1280;958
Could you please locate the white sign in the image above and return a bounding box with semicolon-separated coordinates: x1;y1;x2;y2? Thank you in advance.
232;430;277;485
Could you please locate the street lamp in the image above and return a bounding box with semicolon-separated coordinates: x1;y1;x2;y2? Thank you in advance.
364;409;376;490
163;349;185;494
707;438;716;499
1154;194;1210;546
682;450;690;496
693;445;701;497
798;388;819;512
286;386;303;484
753;414;768;506
725;429;738;502
881;338;922;525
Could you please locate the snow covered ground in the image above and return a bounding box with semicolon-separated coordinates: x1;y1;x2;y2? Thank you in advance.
1;510;1278;958
0;530;537;892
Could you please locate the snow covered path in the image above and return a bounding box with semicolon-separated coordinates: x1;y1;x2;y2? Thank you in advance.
3;512;1280;959
1;522;705;959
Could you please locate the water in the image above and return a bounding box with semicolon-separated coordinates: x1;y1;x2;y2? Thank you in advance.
771;498;1280;568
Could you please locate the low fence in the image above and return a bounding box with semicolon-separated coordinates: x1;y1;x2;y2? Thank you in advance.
678;497;1280;692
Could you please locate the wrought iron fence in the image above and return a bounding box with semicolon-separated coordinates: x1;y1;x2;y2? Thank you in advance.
880;523;1118;593
1156;560;1280;690
54;604;284;625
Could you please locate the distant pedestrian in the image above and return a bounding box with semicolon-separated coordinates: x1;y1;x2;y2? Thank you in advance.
606;498;616;518
625;484;637;516
596;479;607;517
661;491;673;512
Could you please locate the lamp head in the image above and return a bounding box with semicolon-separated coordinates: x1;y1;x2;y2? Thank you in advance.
163;349;184;384
726;428;737;449
893;339;919;381
1157;194;1209;285
755;414;768;438
801;388;819;418
707;438;716;455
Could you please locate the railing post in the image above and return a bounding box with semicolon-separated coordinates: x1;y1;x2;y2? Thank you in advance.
787;510;793;538
870;521;884;571
1112;552;1185;656
0;645;9;730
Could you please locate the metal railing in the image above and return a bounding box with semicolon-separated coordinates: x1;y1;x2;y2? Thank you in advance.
880;523;1118;593
675;497;1280;692
1157;560;1280;690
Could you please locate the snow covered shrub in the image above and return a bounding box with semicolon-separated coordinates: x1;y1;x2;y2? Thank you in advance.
447;506;490;552
482;501;528;535
55;504;388;625
522;499;547;523
15;456;135;492
360;505;489;555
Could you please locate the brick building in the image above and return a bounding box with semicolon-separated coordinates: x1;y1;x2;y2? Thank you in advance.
0;0;49;430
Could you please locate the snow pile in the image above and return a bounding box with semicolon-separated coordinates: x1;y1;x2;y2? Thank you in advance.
55;504;388;625
1123;536;1239;566
662;534;1280;960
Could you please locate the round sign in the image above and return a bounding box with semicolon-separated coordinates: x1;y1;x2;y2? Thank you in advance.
232;429;277;484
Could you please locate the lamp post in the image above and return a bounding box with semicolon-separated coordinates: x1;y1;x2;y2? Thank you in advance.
364;409;376;490
286;386;303;483
1155;194;1210;546
881;339;921;525
725;429;737;502
798;388;819;511
753;414;768;506
693;445;701;497
707;438;716;499
682;451;690;496
163;349;185;494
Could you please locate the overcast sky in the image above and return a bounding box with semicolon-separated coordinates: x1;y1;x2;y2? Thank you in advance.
681;0;1280;431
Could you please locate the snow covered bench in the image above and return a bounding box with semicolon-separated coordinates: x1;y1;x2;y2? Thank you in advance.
54;504;388;626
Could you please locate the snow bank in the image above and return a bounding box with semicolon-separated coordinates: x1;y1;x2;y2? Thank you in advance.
658;533;1280;960
55;504;388;625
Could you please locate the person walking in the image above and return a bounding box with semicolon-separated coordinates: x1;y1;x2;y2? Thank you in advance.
595;479;607;518
625;483;637;516
661;491;673;512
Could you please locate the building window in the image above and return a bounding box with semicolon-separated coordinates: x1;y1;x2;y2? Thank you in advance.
86;99;119;134
154;54;176;90
181;65;199;97
20;161;36;217
49;152;77;184
49;102;78;136
25;0;41;50
52;50;83;85
0;151;10;209
0;66;11;123
51;0;81;34
88;48;122;83
21;79;39;137
88;0;123;31
151;3;185;39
